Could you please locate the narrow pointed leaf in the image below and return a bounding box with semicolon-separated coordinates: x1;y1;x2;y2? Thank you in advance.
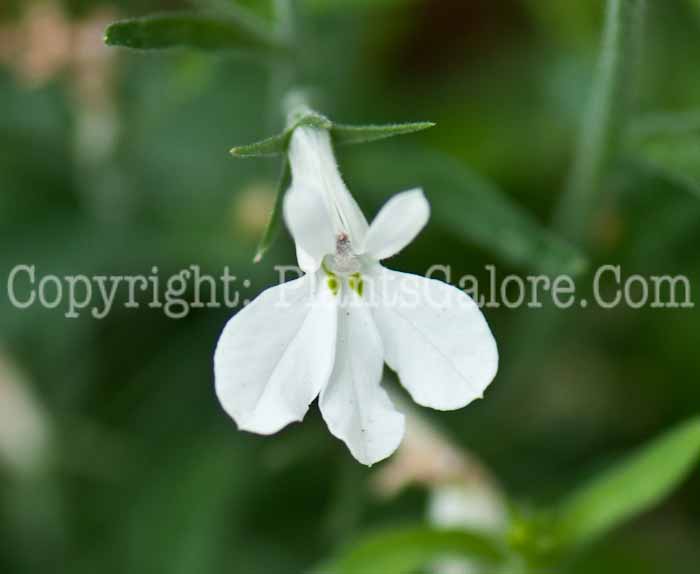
555;417;700;549
253;158;290;263
230;112;331;158
104;12;284;53
230;118;432;158
318;526;506;574
230;132;288;158
331;122;435;146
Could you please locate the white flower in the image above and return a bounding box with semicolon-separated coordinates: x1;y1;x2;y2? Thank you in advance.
214;126;498;465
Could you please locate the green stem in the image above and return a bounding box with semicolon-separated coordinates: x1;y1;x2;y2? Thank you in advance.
274;0;294;41
555;0;646;246
256;1;315;262
265;0;297;132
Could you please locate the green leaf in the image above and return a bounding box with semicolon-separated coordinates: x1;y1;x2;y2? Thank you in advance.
331;122;435;146
318;526;506;574
555;417;700;549
626;110;700;197
253;158;290;263
104;11;285;53
230;118;433;157
230;111;332;157
230;132;289;158
345;147;588;276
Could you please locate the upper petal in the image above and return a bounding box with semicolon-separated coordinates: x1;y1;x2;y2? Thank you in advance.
368;268;498;410
284;184;336;273
214;275;337;434
319;289;405;465
288;126;369;246
362;189;429;260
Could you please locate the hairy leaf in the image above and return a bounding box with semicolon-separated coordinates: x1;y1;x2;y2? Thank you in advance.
332;122;435;146
230;112;331;157
230;119;433;157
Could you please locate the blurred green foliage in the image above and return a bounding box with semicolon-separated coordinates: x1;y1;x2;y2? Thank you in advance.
320;526;507;574
104;11;287;52
1;1;700;573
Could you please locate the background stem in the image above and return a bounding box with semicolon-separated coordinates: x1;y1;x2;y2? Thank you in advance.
555;0;647;247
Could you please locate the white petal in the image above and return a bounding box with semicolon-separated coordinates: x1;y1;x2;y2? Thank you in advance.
368;268;498;410
294;244;320;276
214;275;337;434
284;185;335;272
288;126;369;246
362;189;430;260
319;289;404;465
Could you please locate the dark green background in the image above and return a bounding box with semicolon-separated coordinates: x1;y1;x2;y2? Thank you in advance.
1;1;699;572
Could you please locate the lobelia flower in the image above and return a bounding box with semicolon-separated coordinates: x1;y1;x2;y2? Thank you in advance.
214;125;498;465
